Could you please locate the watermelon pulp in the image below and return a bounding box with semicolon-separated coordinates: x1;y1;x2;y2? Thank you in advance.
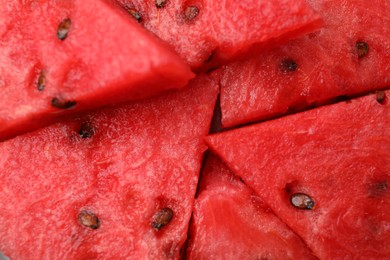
186;155;316;259
206;91;390;259
219;0;390;127
116;0;322;68
0;0;193;141
0;0;389;258
0;75;218;259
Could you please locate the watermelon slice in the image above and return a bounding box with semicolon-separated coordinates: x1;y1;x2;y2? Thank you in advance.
0;74;218;259
0;0;194;141
219;0;390;127
186;154;316;259
206;91;390;259
116;0;322;68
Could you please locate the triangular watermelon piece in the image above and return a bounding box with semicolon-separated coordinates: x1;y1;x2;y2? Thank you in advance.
206;91;390;259
0;0;194;141
186;154;316;259
0;74;218;259
116;0;322;68
219;0;390;127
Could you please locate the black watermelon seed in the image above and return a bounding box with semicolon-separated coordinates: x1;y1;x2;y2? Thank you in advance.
51;97;77;109
123;4;142;22
57;18;71;40
369;181;388;197
79;122;94;138
155;0;167;8
375;91;386;104
356;41;369;59
129;9;142;22
37;70;46;91
280;59;298;73
152;208;173;230
78;210;100;229
290;193;315;210
184;6;199;21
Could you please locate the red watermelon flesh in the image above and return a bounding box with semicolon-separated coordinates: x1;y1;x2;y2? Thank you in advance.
186;154;316;259
116;0;322;68
219;0;390;128
0;74;218;259
0;0;194;141
206;91;390;259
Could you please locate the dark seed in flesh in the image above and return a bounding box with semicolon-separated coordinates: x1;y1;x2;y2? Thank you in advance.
51;97;77;109
155;0;167;8
123;4;142;23
152;208;173;230
376;91;386;104
37;70;46;91
356;41;369;59
369;181;388;197
129;8;142;22
184;6;199;21
57;18;71;40
79;122;94;138
290;193;315;210
280;59;298;73
78;210;100;229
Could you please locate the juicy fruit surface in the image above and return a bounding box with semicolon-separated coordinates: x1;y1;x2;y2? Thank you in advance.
186;155;316;259
206;91;390;259
1;0;389;258
0;0;193;141
117;0;322;68
0;75;218;259
219;0;390;127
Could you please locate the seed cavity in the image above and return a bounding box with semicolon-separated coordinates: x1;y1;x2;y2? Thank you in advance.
152;208;173;230
284;180;299;194
184;6;199;22
78;210;100;229
356;41;369;59
57;18;71;40
375;91;386;104
79;122;94;138
205;49;215;63
37;70;46;91
290;193;315;210
155;0;167;8
280;58;298;73
51;97;77;109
